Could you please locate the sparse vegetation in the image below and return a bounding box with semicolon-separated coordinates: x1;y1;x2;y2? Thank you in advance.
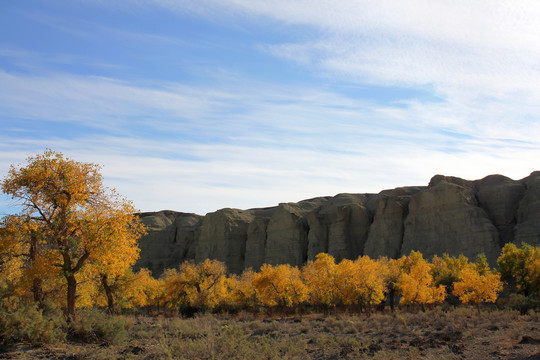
0;309;538;359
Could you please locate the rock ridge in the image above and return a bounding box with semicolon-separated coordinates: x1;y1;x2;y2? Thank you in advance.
136;172;540;275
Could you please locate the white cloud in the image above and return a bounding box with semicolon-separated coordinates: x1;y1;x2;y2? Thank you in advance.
2;127;537;216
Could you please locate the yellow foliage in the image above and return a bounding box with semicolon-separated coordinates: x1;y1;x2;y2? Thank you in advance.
336;257;385;308
0;216;33;286
524;247;540;298
160;259;228;310
128;268;163;308
378;257;401;292
397;251;446;306
498;243;539;297
452;266;502;305
431;254;470;288
301;253;340;308
252;263;307;308
1;150;146;318
228;269;257;308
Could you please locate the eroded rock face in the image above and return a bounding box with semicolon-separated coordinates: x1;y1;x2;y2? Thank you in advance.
264;200;326;267
476;175;526;246
195;208;254;274
364;187;423;259
514;172;540;247
135;172;539;273
244;217;269;271
307;194;371;262
401;179;500;265
136;211;203;276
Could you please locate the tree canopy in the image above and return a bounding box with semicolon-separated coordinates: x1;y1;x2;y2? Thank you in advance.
1;150;145;320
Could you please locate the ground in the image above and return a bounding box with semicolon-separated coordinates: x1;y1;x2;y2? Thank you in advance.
0;308;539;359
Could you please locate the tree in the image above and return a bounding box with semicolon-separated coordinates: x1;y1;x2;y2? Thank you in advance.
0;215;51;304
378;257;401;312
337;256;384;309
95;267;160;312
452;265;502;311
431;254;470;303
1;151;145;320
160;259;229;312
397;251;446;310
525;247;540;298
228;269;258;310
252;264;307;310
336;256;385;312
498;243;538;297
301;253;340;312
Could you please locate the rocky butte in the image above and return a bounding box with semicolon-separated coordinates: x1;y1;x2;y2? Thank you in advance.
135;172;540;276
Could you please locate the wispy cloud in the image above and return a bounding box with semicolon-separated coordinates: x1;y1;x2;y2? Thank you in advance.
1;68;538;214
128;1;540;138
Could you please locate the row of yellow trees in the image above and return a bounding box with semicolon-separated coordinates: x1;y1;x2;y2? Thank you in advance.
7;244;532;315
123;245;536;314
1;240;538;316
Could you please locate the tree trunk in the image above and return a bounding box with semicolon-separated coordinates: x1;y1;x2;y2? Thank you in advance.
62;250;89;322
101;274;116;314
66;274;77;322
32;278;44;305
389;288;395;312
29;235;44;305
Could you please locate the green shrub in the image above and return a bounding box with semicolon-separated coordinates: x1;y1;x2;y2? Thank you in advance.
0;301;66;346
71;309;130;345
506;294;539;314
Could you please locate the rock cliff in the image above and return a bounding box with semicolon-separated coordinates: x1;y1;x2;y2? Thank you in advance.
135;172;540;275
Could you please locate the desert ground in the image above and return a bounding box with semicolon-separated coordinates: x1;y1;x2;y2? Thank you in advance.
0;308;538;360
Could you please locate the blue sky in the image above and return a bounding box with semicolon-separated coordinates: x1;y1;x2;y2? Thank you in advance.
1;0;540;215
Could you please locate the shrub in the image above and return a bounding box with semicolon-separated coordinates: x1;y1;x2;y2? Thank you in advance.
0;301;66;346
506;294;539;314
71;308;130;345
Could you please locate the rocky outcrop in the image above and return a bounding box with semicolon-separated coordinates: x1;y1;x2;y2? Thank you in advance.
264;198;328;267
244;217;269;270
137;211;203;276
401;180;500;265
195;208;254;274
364;187;423;259
306;194;371;262
475;175;526;246
514;171;540;247
135;172;537;274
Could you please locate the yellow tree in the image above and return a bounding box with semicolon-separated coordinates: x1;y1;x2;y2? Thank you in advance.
228;269;258;310
452;265;502;311
94;267;160;311
301;253;340;312
0;215;50;304
160;259;229;312
252;264;307;309
397;251;446;310
498;243;538;296
158;268;180;310
431;254;470;303
128;268;163;310
525;247;540;298
1;151;145;320
378;257;401;311
0;216;29;286
336;256;385;312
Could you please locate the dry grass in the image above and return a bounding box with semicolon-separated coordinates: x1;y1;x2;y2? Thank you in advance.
0;308;539;359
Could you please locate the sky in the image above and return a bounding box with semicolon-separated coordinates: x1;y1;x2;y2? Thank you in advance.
1;1;540;216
